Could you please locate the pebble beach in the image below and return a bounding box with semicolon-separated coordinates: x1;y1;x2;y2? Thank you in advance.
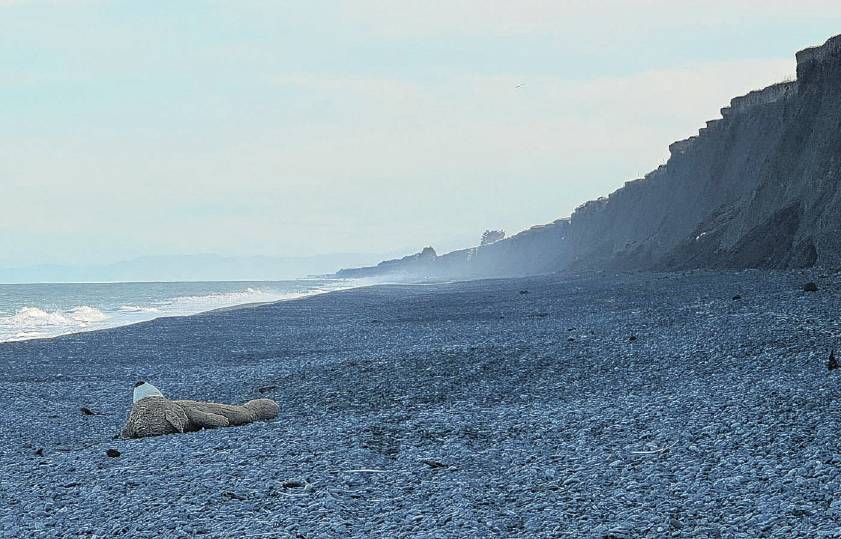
3;270;841;538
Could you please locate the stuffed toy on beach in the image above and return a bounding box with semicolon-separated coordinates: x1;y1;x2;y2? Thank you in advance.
121;381;279;439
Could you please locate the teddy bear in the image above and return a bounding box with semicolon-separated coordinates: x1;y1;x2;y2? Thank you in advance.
121;381;279;439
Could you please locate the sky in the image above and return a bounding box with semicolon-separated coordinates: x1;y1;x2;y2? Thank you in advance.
2;1;841;268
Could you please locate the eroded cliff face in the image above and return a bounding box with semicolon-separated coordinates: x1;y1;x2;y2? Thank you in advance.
558;34;841;272
338;34;841;280
657;35;841;270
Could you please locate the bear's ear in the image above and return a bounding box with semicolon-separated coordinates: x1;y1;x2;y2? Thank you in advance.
134;380;145;388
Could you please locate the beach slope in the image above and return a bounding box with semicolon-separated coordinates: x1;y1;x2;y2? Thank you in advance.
1;271;840;537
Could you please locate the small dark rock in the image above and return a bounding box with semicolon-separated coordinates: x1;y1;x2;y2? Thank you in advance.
281;480;306;489
80;406;102;416
567;337;575;342
422;459;450;469
257;385;278;394
670;518;683;529
34;448;44;457
106;449;121;458
628;335;637;342
519;290;529;295
732;294;741;300
828;350;839;372
803;282;819;292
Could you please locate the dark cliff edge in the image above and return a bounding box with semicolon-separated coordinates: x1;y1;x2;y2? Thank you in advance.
338;34;841;280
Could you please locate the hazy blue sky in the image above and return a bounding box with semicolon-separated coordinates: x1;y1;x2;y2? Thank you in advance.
3;1;841;267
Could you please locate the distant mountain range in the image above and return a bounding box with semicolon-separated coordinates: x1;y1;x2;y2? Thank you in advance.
339;33;841;280
0;253;393;283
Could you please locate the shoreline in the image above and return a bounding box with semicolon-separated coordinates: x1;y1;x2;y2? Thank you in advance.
0;278;363;345
0;267;817;347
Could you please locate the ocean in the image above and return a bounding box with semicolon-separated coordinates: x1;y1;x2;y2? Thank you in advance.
0;279;353;343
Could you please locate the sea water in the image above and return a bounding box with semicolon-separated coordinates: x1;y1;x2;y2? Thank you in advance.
0;279;354;342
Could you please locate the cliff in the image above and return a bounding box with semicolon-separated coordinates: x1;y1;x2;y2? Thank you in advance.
338;33;841;280
338;247;438;278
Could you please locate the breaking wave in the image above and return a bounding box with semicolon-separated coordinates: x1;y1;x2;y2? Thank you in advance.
118;305;161;313
165;287;311;308
69;306;108;323
2;306;108;328
0;305;110;342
